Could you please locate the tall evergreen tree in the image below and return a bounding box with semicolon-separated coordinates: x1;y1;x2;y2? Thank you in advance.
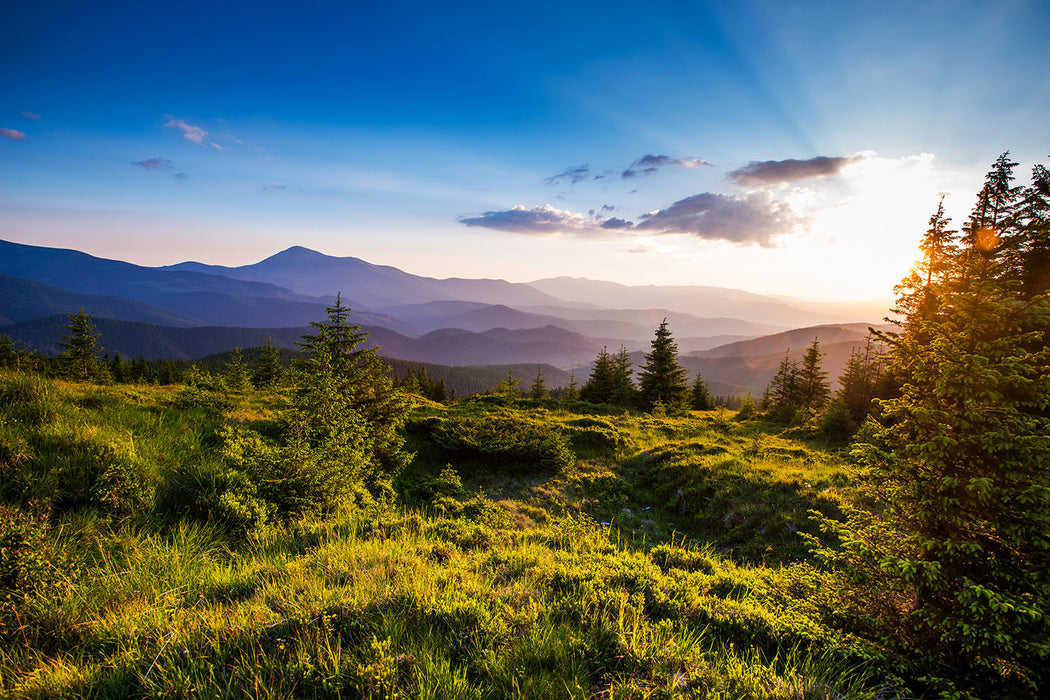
609;346;636;406
294;293;411;491
637;319;688;414
1020;161;1050;298
835;341;884;424
253;338;285;388
690;373;713;410
580;346;615;404
796;338;830;414
814;157;1050;697
762;351;799;422
56;309;102;381
562;372;578;401
528;368;548;399
225;347;251;391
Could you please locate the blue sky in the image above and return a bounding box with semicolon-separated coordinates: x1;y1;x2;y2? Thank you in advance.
3;0;1049;300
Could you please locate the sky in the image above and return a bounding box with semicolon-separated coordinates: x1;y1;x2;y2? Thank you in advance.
2;0;1049;301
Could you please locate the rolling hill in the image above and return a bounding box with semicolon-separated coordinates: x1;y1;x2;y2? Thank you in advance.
0;274;206;328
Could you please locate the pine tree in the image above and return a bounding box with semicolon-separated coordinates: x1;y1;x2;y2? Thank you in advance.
494;369;520;401
762;351;799;422
690;373;713;410
109;352;126;383
293;294;411;492
1020;161;1050;298
814;157;1050;696
253;338;285;388
562;372;578;401
57;309;102;381
528;368;548;399
225;347;251;391
609;346;636;406
796;338;830;415
835;341;883;424
580;347;615;404
637;319;688;414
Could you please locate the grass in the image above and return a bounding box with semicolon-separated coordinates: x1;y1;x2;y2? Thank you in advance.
0;371;907;699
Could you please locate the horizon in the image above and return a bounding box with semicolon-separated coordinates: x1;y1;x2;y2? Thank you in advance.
3;1;1049;302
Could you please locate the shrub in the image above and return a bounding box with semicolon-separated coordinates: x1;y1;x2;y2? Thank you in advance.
429;415;575;473
0;502;67;610
562;423;634;456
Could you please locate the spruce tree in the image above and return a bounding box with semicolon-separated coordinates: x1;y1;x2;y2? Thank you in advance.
57;309;102;381
562;372;578;401
580;347;615;404
762;351;799;422
253;338;285;388
225;347;251;391
293;294;411;492
529;368;548;399
690;373;713;410
609;346;636;406
637;319;688;414
796;338;830;415
814;157;1050;696
835;341;883;424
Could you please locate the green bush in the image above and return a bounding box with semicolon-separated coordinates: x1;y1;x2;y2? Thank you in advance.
159;459;275;538
0;502;67;610
429;415;575;473
562;424;634;456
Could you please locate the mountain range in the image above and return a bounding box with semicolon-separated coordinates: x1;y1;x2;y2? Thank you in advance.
0;239;892;394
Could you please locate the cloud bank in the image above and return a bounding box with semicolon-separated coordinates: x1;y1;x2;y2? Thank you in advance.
461;191;795;247
461;204;594;235
635;192;795;246
729;156;857;185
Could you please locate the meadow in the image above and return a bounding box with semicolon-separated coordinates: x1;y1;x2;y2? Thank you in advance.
0;370;900;699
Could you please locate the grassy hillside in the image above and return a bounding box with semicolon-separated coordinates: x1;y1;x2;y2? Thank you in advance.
0;371;908;699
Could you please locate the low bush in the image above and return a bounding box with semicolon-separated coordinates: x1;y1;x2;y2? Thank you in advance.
428;415;575;473
0;502;69;611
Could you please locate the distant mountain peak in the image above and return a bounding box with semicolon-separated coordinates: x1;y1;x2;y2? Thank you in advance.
265;245;330;261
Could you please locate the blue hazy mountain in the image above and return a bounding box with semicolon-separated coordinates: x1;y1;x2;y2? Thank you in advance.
0;274;205;327
163;245;564;308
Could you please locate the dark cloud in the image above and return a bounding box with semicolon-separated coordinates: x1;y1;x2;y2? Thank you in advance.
601;204;616;212
634;192;796;246
174;172;187;180
728;156;857;185
600;217;633;229
461;204;587;235
262;182;288;191
545;165;590;186
132;158;173;170
621;154;710;179
0;128;27;140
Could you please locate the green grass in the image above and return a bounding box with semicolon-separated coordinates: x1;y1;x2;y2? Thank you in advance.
0;372;906;699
